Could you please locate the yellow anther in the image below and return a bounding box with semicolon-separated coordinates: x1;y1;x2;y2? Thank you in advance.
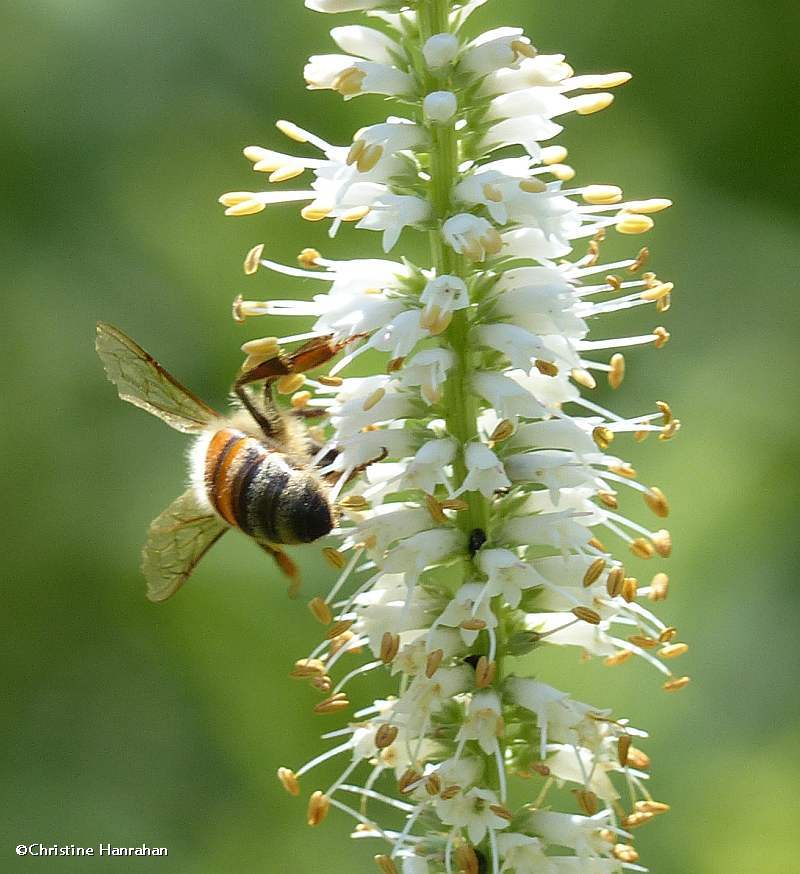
604;649;633;667
313;692;350;714
582;185;623;205
475;656;497;688
613;845;639;864
592;426;614;450
541;145;568;165
659;642;688;659
630;538;655;559
606;567;625;597
548;163;576;181
519;178;547;193
362;387;386;412
459;618;487;631
663;676;690;692
621;577;639;603
608;353;625;389
641;282;674;302
306;790;330;826
243;145;278;166
572;368;597;389
583;558;606;587
628;246;650;272
574;788;599;815
340;205;371;222
277;767;300;796
224;199;265;217
276;373;306;395
616;214;655;235
301;204;333;222
489;419;515;443
601;492;623;514
572;606;601;625
357;144;384;173
573;92;615;115
308;596;332;625
338;494;370;510
332;67;366;96
318;374;343;387
380;631;400;664
243;243;265;275
511;39;536;59
625;198;673;214
653;326;670;348
374;855;398;874
535;359;559;377
483;183;504;202
276;119;309;143
346;140;364;166
269;164;305;183
652;529;672;557
648;572;669;601
298;247;321;268
322;547;346;569
644;486;670;518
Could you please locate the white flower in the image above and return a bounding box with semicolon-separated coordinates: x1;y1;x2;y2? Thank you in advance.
402;438;457;493
459;27;535;77
330;25;403;66
474;322;548;370
477;548;544;608
526;810;613;858
437;582;498;645
305;55;415;99
357;193;431;251
545;746;619;803
424;90;458;123
382;528;465;579
456;689;504;754
459;442;512;497
498;834;555;874
435;786;510;845
442;213;503;262
249;2;678;869
423;33;460;69
400;347;455;404
419;274;469;333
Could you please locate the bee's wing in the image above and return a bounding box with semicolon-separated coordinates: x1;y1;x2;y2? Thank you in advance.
96;321;219;434
142;489;228;602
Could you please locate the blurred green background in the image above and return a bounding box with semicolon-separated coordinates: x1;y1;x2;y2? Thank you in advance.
3;0;798;871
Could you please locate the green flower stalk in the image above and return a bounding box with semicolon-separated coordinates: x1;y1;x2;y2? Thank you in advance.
220;1;686;871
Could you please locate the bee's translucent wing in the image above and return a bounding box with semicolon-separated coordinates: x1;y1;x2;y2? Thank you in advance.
96;321;218;434
142;489;228;602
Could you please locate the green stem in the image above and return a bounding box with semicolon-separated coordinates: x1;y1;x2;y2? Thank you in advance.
419;0;488;543
419;0;505;795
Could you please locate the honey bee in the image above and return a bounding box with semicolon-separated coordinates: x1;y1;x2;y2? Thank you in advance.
96;322;355;603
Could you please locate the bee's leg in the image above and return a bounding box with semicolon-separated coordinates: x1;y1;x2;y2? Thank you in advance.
293;408;329;424
233;380;289;443
323;447;388;485
256;541;301;598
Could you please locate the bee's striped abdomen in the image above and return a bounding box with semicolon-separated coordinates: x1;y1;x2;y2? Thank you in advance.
203;426;333;545
204;428;270;532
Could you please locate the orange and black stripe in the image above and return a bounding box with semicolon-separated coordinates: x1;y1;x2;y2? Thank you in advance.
204;428;273;535
204;426;333;545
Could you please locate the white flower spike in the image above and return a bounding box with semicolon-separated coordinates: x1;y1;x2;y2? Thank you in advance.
221;1;683;871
